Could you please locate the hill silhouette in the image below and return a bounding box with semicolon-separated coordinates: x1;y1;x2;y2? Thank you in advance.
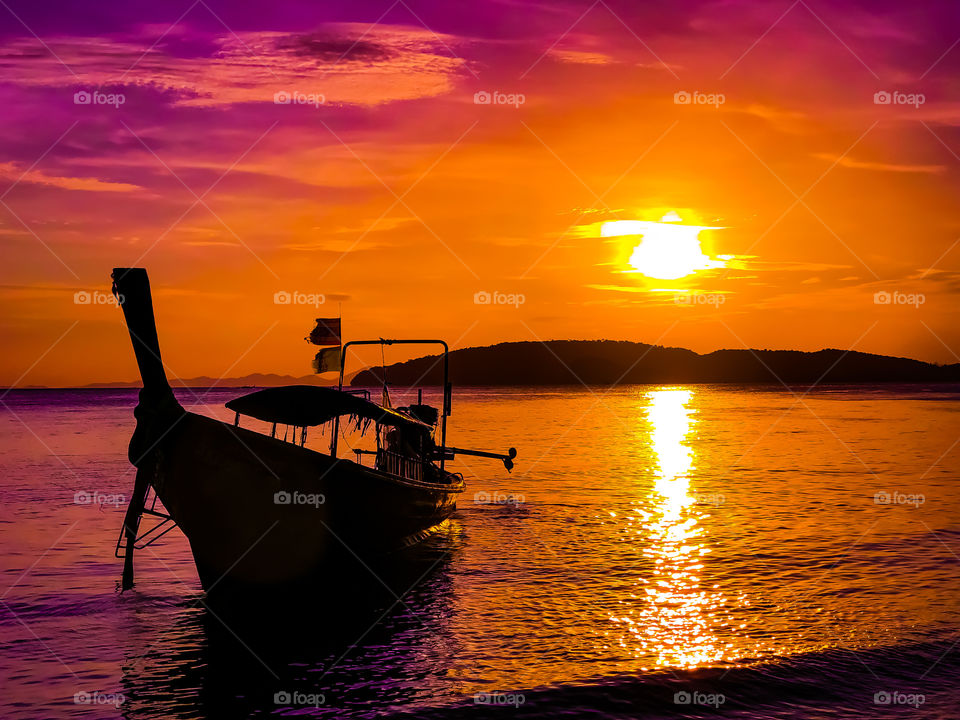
350;340;960;387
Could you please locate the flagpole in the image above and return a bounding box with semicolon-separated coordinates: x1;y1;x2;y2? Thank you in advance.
331;306;343;457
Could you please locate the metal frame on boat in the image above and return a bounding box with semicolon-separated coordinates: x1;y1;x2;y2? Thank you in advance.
334;339;450;467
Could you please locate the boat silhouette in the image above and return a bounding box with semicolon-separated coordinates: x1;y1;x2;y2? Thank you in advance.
110;268;515;595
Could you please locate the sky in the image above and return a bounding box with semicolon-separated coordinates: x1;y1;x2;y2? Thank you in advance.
1;0;959;386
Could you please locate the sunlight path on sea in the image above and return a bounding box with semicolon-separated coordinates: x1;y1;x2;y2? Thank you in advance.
611;389;739;667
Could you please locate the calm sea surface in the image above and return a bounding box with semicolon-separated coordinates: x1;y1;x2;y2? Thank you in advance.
1;385;959;719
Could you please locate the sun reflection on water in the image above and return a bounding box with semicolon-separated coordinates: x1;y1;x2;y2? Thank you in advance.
612;388;736;668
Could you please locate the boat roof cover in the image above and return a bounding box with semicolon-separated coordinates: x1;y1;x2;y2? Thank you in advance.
225;385;431;429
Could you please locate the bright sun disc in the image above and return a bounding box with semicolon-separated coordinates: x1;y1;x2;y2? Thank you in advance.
602;214;725;280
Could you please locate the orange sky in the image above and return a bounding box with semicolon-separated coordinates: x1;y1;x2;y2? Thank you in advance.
1;1;959;386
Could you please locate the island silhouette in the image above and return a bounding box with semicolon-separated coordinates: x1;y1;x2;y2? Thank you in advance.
350;340;960;387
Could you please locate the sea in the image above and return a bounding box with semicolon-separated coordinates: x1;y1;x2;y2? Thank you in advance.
1;385;958;719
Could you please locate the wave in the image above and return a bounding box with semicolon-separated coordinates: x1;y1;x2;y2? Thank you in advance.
384;637;960;720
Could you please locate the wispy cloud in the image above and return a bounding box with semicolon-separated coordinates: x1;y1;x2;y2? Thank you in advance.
814;153;946;174
0;24;469;107
0;162;140;192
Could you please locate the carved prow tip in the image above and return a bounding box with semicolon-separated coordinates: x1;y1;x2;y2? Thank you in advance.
111;267;183;465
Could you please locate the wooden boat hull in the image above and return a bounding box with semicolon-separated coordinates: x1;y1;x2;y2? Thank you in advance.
110;267;468;594
147;412;464;592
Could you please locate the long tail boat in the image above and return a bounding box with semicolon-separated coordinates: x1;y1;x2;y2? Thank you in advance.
111;268;516;594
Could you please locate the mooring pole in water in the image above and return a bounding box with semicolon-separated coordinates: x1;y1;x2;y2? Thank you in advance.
120;467;151;590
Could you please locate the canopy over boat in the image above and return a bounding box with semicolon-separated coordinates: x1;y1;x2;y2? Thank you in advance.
225;385;431;429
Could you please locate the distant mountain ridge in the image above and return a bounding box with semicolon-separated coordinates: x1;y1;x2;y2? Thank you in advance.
350;340;960;387
13;341;957;389
81;373;339;389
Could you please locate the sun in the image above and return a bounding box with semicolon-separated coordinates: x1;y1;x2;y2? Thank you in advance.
602;213;726;280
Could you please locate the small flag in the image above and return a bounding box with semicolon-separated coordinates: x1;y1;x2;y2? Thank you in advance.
312;346;342;374
307;318;341;346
